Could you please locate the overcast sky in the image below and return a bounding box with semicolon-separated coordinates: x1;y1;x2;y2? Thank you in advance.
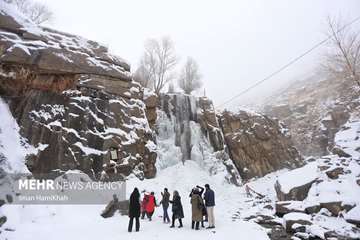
39;0;360;108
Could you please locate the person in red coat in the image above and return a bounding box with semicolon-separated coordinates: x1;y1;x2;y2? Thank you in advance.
141;193;149;219
145;192;157;221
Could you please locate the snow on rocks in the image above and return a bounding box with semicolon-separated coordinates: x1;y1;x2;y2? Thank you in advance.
238;120;360;239
0;97;33;173
0;160;271;240
0;2;131;80
275;201;305;217
283;212;312;233
275;162;318;201
345;205;360;227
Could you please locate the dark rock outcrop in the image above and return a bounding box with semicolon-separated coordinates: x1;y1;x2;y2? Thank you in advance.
144;91;158;129
197;97;224;152
331;146;352;158
320;201;343;217
283;213;312;233
325;167;344;179
101;195;129;217
275;179;316;201
275;201;305;217
218;110;302;180
0;215;7;227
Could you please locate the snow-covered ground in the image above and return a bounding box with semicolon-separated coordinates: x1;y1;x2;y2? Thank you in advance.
0;98;33;173
1;99;360;240
0;97;270;239
1;161;271;240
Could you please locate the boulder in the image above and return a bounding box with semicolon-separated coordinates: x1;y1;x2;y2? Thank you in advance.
357;179;360;186
275;180;316;201
291;223;306;233
0;199;5;207
320;201;343;216
283;212;312;233
304;204;321;214
275;163;318;201
275;201;305;217
325;167;344;179
331;146;351;158
5;194;12;203
0;215;7;227
345;205;360;227
101;195;129;218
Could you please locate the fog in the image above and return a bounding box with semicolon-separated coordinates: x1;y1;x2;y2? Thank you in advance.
39;0;360;108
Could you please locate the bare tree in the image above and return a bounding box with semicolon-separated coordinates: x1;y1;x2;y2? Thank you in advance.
137;36;178;95
322;16;360;87
178;57;202;94
7;0;53;24
133;60;153;89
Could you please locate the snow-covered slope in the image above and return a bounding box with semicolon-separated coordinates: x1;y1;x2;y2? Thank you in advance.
1;160;270;240
262;73;360;157
0;97;32;173
1;99;360;239
235;118;360;239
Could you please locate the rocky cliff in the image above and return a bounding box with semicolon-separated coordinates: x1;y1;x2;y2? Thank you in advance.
0;3;156;180
219;110;302;180
0;3;302;183
262;74;360;157
157;93;302;182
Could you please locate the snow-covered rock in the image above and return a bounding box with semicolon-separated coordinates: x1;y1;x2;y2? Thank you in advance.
283;212;312;233
275;162;318;201
0;3;157;180
345;205;360;227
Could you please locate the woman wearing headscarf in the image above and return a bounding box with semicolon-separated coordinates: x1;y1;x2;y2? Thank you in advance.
169;190;184;228
190;188;205;230
128;188;141;232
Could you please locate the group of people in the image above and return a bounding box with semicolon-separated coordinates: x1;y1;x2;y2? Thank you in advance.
128;184;216;232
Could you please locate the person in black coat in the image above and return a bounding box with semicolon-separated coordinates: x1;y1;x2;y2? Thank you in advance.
128;188;141;232
169;190;184;228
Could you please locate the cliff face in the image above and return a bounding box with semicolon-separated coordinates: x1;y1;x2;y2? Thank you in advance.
218;110;302;180
0;3;156;180
157;93;302;182
263;74;360;157
0;3;303;183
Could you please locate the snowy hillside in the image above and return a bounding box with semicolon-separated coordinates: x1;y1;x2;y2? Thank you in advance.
0;97;32;173
1;1;360;239
1;161;270;240
1;118;360;239
235;117;360;239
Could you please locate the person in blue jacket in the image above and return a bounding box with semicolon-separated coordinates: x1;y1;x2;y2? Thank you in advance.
203;184;215;229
